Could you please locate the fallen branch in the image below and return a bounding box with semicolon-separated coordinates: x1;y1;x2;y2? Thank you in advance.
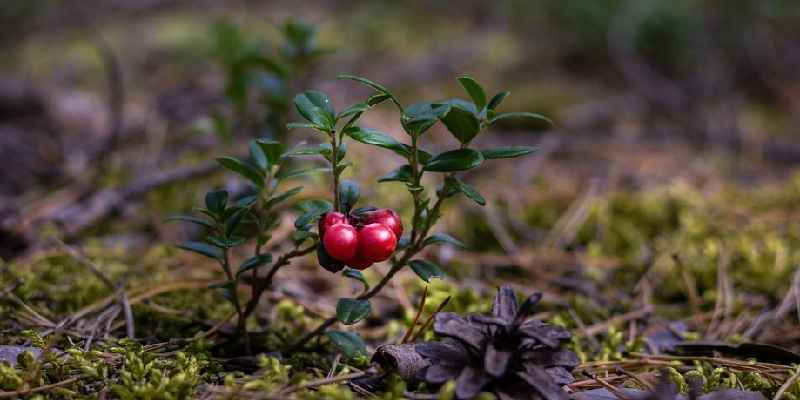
45;161;218;240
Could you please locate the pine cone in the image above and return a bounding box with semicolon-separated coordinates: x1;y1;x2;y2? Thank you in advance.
415;286;579;400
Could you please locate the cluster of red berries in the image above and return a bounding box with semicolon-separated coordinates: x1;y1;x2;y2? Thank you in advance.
318;208;402;270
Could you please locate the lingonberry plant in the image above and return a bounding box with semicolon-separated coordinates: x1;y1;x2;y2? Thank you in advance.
168;19;329;353
171;72;547;356
286;74;550;353
168;139;321;353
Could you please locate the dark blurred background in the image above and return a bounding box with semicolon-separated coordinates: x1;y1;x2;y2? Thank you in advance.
2;0;800;258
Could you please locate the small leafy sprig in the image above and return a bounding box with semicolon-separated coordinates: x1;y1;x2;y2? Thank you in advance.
169;139;320;353
210;18;328;142
288;74;550;354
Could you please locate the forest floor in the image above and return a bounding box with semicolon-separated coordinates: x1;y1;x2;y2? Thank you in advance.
1;2;800;399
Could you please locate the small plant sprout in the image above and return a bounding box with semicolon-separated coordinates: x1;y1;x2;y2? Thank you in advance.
169;138;320;353
210;18;328;142
287;74;550;354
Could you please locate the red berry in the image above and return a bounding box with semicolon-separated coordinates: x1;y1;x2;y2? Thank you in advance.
323;223;358;261
364;208;403;238
358;223;397;263
345;252;373;270
318;212;348;238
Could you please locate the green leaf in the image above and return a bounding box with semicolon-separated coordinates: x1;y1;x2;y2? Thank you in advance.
249;142;268;170
343;268;369;291
441;100;481;144
367;93;391;106
338;75;400;109
297;199;333;213
456;178;486;206
326;331;367;357
439;176;486;206
488;112;552;127
343;126;412;158
165;215;214;229
480;146;538;159
338;180;360;213
457;76;487;110
205;190;228;215
176;241;223;262
256;139;285;167
276;166;329;180
286;122;319;130
207;235;245;248
378;164;413;184
487;91;510;110
295;199;334;230
423;149;484;172
401;101;450;137
224;207;250;236
338;75;391;95
397;235;412;251
409;260;445;282
266;186;303;209
237;254;272;277
282;145;328;158
336;298;371;325
235;195;258;208
294;90;335;130
336;102;370;120
217;156;264;188
318;244;345;273
423;233;466;249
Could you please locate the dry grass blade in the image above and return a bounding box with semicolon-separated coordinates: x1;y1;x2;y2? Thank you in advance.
773;366;800;400
401;285;428;344
276;371;366;397
409;295;451;343
584;371;634;400
581;307;652;337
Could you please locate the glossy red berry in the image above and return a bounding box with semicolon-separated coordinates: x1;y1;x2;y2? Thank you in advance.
345;252;373;270
364;208;403;238
323;223;358;261
358;223;397;263
318;212;348;238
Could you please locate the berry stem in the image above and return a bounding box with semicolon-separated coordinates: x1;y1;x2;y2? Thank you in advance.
330;130;341;211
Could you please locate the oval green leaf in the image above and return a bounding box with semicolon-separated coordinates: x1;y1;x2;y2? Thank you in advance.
326;331;367;357
457;76;487;110
480;146;538;159
176;241;224;262
294;90;335;130
423;233;466;249
441;102;481;144
423;149;484;172
216;156;264;188
409;260;445;282
336;298;371;325
488;112;552;127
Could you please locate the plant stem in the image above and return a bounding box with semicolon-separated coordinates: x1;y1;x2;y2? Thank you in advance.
409;135;422;244
330;131;340;211
240;245;316;324
222;247;250;354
